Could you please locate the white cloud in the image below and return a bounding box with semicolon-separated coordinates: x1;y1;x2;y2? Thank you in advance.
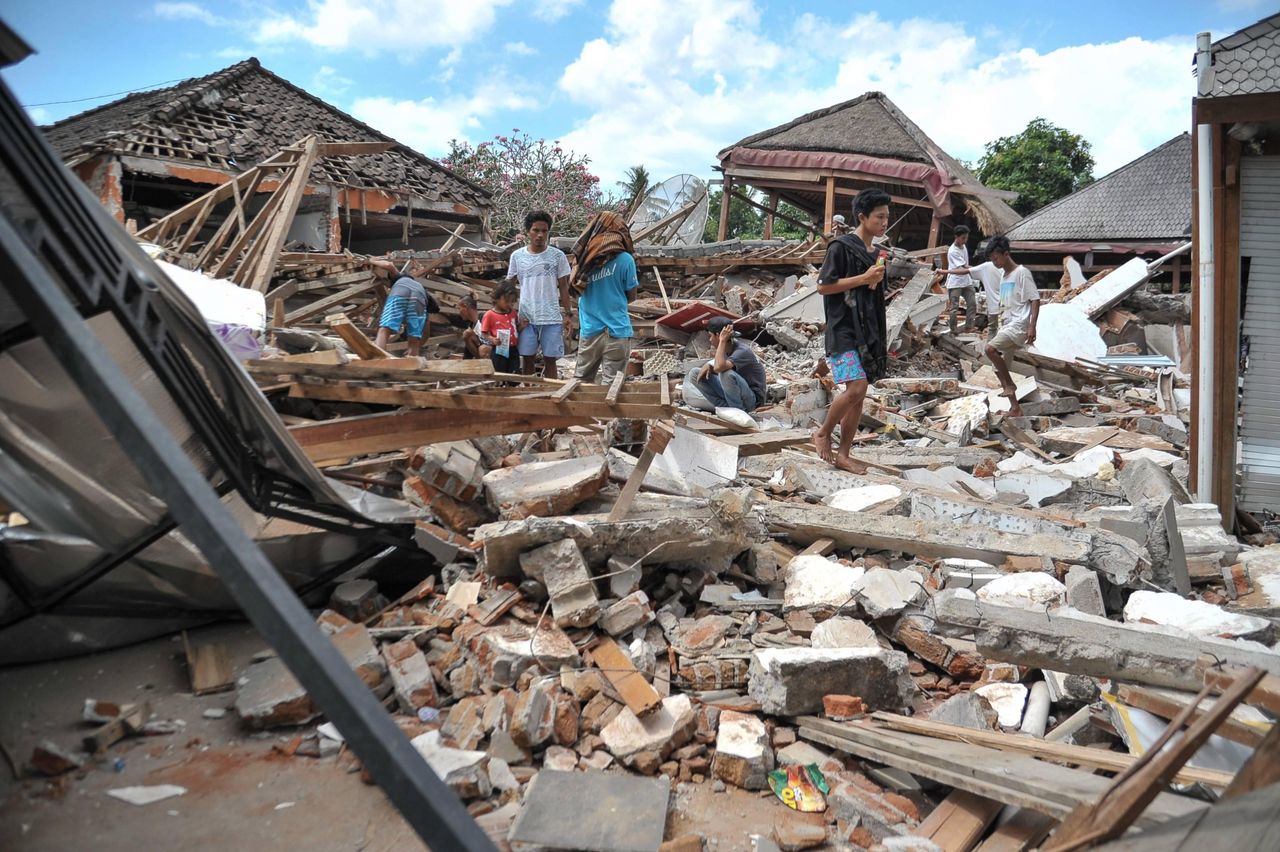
312;65;353;97
213;45;251;59
505;41;538;56
351;82;536;156
532;0;585;22
254;0;513;53
153;2;224;26
555;3;1195;190
26;106;50;125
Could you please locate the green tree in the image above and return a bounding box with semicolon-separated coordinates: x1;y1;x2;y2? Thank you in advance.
617;165;656;216
770;200;818;240
976;118;1095;216
703;188;763;242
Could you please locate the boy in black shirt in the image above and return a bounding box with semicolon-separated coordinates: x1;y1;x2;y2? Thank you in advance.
812;189;891;472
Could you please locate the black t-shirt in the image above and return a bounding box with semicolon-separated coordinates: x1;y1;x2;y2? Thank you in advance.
815;235;889;381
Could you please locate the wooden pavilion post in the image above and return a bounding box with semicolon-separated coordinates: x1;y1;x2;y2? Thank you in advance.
717;175;733;242
823;176;835;234
764;191;778;240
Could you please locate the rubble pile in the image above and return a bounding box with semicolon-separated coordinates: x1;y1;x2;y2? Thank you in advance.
168;235;1280;850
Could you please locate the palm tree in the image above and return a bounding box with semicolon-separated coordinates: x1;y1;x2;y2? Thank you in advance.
618;165;656;216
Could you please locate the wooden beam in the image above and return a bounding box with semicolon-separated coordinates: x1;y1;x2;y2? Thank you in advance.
928;212;942;249
287;381;674;420
1222;720;1280;801
823;175;836;234
244;136;320;292
316;141;395;157
764;191;778;240
589;638;662;717
288;409;592;460
605;372;626;406
1199;659;1280;715
1212;132;1241;520
282;276;379;325
913;790;1002;852
608;424;673;522
728;188;812;232
1116;683;1265;747
867;712;1233;788
328;313;391;359
1045;667;1264;851
1193;92;1280;126
717;175;733;241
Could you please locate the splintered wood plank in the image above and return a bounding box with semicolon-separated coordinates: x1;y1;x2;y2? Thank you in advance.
551;379;580;403
659;377;670;407
286;382;673;420
1116;683;1266;747
1199;660;1280;715
328;314;391;359
914;789;1003;852
182;632;234;696
467;588;522;628
973;809;1055;852
868;712;1233;787
283;276;379;325
1223;721;1280;801
712;428;813;456
590;637;662;718
606;372;626;405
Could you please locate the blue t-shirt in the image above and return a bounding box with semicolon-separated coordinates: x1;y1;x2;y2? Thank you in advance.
578;252;638;339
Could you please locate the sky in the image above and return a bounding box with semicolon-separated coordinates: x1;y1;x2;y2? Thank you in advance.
1;1;1272;193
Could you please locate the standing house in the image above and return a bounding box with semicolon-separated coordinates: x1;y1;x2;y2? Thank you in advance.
1005;134;1192;289
1192;13;1280;521
714;91;1021;250
42;58;491;254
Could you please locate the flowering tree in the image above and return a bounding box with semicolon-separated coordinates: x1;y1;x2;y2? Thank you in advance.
443;131;615;241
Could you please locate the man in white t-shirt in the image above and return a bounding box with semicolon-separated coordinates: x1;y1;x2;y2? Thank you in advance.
983;235;1040;417
965;256;1004;336
943;226;977;335
507;210;574;379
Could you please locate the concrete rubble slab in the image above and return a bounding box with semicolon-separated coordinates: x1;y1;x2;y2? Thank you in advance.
748;647;913;715
600;694;696;768
483;455;610;520
508;770;670;852
1122;591;1274;643
410;730;491;799
476;491;763;577
853;567;925;619
823;484;902;513
935;590;1280;691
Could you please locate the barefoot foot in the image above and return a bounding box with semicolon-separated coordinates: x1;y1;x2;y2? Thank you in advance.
812;429;835;463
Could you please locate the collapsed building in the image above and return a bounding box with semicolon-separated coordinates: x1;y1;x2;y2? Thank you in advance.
2;14;1280;852
43;57;492;253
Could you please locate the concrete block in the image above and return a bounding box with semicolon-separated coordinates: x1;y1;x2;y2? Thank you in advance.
382;636;439;713
441;695;486;750
927;692;997;730
772;818;828;851
600;590;656;637
600;694;695;767
973;683;1028;728
409;440;484;502
328;579;386;621
520;539;600;629
483;455;609;520
853;568;924;619
711;710;774;790
776;741;832;768
976;573;1067;611
510;684;556;749
508;770;670;852
810;617;878;649
783;555;864;611
1065;566;1106;616
748;647;913;715
409;730;491;799
471;622;579;689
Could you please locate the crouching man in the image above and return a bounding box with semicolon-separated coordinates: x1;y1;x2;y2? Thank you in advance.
682;316;768;412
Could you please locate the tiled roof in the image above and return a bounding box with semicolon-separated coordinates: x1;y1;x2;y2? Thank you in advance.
44;58;490;209
1005;134;1191;243
1198;13;1280;98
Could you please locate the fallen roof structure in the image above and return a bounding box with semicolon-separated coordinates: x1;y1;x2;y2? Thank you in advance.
715;91;1021;248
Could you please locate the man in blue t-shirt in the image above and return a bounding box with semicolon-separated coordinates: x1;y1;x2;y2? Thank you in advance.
575;250;637;384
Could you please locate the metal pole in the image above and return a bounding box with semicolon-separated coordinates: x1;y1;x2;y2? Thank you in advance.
0;214;495;851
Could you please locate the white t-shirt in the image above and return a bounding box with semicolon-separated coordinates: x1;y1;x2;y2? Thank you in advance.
998;265;1040;332
968;262;1003;313
507;246;571;326
945;243;970;290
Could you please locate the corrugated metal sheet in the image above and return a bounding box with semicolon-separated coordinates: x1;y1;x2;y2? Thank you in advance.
1239;156;1280;512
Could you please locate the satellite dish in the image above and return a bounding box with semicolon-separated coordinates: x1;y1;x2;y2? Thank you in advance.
628;174;709;246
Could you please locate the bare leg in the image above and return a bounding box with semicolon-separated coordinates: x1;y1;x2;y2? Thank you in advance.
405;336;423;357
543;356;558;381
521;355;537;375
462;330;481;358
833;379;868;470
375;327;392;350
985;344;1023;417
813;380;862;464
